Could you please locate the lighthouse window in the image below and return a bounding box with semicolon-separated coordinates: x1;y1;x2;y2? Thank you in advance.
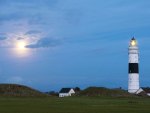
128;63;139;73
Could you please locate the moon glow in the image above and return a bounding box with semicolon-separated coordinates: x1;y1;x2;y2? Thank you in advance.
17;41;26;49
15;40;29;57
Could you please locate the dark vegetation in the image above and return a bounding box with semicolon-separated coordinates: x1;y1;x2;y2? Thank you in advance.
77;87;134;97
45;91;59;96
0;84;147;97
0;84;149;98
0;84;48;97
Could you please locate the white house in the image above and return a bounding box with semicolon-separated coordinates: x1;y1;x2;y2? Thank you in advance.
135;88;144;94
59;88;75;97
135;87;150;96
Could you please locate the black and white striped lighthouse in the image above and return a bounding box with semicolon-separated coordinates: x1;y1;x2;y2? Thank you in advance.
128;37;140;93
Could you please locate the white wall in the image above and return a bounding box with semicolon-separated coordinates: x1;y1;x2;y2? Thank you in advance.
59;93;71;97
59;89;75;97
147;93;150;96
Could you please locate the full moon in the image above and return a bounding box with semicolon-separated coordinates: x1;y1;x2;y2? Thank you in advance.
17;41;26;49
14;40;29;57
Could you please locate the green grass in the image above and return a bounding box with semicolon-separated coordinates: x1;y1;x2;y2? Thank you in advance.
0;96;150;113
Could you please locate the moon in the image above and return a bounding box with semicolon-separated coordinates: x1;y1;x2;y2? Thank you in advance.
16;41;26;49
15;40;29;57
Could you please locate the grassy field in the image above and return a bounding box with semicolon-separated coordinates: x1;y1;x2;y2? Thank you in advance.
0;96;150;113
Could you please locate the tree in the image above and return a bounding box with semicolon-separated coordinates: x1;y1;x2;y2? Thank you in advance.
74;87;81;92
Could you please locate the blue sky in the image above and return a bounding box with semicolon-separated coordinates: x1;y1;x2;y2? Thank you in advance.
0;0;150;91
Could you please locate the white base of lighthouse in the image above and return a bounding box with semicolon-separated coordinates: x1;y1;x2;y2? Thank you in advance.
128;73;139;93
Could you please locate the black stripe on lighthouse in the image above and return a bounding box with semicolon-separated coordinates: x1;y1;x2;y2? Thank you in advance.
128;63;139;73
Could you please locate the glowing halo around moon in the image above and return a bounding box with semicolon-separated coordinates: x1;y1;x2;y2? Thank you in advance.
16;41;26;49
14;40;30;57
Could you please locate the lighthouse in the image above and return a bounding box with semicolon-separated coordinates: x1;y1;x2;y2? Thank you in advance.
128;37;140;93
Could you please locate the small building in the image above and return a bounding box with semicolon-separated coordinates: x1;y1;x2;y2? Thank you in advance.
136;87;150;96
142;87;150;96
135;88;144;94
59;88;75;97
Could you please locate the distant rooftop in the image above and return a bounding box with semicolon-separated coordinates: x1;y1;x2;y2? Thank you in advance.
59;88;72;93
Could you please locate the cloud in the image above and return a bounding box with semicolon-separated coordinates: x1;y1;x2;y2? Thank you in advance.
0;0;60;24
17;37;25;40
25;38;61;48
25;30;41;35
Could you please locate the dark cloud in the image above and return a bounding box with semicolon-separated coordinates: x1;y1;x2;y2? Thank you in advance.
25;30;41;35
17;37;25;40
25;38;61;48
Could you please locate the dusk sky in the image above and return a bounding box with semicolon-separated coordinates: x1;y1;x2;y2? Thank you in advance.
0;0;150;91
